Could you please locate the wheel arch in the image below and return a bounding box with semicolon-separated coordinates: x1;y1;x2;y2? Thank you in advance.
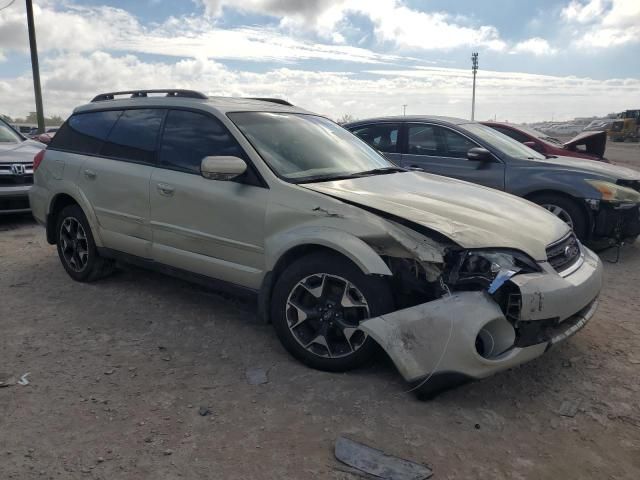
47;193;80;244
258;230;393;323
46;190;102;246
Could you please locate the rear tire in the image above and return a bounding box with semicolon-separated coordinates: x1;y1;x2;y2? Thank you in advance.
530;193;588;241
271;252;394;372
55;204;114;282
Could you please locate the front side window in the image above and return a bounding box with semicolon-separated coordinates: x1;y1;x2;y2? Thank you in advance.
100;109;165;164
439;127;477;158
229;112;395;183
350;124;400;153
407;124;441;155
49;111;121;155
159;110;245;174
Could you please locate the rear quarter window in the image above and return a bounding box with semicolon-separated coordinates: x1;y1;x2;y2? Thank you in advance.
49;111;122;155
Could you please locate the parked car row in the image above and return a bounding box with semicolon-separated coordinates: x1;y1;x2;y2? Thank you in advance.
20;90;640;397
346;117;639;246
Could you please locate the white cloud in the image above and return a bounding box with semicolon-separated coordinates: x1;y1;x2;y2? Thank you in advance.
2;51;638;124
199;0;508;51
511;38;557;56
561;0;640;48
199;0;346;22
0;1;397;64
561;0;607;23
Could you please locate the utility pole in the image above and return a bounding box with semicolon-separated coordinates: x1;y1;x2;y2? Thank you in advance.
471;52;478;121
26;0;44;133
402;104;407;116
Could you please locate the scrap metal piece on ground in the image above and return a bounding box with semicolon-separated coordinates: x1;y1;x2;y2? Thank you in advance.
245;367;268;385
558;399;581;418
334;436;432;480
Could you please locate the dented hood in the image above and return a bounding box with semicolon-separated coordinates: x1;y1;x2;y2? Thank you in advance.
562;130;607;158
303;172;570;261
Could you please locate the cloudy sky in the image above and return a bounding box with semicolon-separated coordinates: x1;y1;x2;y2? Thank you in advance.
0;0;638;122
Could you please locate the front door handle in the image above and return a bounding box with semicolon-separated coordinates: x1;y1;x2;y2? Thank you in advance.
83;169;96;179
156;183;175;196
408;165;424;171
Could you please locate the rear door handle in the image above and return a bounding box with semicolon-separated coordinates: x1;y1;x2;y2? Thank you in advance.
156;183;175;196
83;169;96;179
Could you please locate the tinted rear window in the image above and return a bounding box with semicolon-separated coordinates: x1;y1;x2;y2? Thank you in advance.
49;111;121;154
100;109;165;164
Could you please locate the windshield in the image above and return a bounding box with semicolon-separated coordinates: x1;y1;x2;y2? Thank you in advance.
0;119;23;143
461;123;546;160
229;112;395;182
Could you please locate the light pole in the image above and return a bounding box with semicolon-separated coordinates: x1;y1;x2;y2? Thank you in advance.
471;52;478;121
26;0;45;134
402;104;407;116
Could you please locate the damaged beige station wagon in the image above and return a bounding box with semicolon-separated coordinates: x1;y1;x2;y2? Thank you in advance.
29;90;603;397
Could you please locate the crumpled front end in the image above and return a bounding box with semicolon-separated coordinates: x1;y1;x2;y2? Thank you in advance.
359;245;603;397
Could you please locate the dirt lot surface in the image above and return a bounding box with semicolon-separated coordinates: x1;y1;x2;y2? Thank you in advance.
1;145;639;479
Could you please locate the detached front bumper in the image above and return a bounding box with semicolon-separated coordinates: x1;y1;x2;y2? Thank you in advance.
360;247;603;396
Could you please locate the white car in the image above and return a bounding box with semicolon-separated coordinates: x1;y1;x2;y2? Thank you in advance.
0;117;44;214
28;90;603;397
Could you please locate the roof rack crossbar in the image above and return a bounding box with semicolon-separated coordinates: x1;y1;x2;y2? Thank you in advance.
91;89;208;102
246;97;294;107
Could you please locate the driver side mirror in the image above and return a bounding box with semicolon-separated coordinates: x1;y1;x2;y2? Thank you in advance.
466;147;493;162
523;141;543;153
201;156;247;181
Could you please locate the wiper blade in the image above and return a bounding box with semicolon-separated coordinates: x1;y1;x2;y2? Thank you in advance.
352;166;407;176
297;167;406;183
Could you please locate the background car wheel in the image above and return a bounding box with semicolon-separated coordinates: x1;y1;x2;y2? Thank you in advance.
56;204;114;282
271;251;394;372
530;193;588;241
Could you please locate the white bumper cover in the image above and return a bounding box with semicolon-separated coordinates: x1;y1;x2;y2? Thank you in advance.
360;247;603;385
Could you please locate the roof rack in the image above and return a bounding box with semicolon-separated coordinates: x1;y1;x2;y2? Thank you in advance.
91;89;208;102
246;97;294;107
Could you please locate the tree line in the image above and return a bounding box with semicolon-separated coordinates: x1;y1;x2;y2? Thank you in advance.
1;112;64;126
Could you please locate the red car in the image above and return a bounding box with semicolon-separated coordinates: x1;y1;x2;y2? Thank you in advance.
482;121;608;162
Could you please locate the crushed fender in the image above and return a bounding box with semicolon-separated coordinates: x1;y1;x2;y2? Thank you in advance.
312;206;344;218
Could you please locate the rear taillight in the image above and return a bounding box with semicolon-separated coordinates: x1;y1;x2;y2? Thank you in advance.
33;150;45;172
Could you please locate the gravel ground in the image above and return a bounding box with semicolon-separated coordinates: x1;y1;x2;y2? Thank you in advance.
1;144;639;479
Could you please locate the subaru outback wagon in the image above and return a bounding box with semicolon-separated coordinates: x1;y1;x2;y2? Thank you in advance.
30;90;603;397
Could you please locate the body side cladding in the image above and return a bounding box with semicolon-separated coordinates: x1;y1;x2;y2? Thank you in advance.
97;247;258;299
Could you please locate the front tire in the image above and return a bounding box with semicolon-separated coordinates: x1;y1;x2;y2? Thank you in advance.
271;252;394;372
55;204;114;282
530;193;588;241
